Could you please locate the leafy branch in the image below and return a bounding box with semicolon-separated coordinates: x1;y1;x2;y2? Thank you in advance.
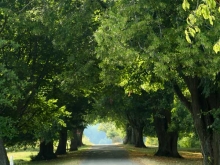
183;0;220;53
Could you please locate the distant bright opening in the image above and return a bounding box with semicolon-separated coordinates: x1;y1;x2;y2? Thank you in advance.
83;123;124;145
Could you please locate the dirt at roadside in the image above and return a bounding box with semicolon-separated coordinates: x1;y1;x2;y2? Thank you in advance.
131;155;202;165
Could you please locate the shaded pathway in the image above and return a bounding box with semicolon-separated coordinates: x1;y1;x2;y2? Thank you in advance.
79;145;140;165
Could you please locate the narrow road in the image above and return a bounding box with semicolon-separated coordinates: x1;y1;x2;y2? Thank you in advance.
79;145;140;165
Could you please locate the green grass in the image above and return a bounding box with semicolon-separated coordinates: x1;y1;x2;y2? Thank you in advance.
8;151;38;162
122;144;203;165
7;145;91;165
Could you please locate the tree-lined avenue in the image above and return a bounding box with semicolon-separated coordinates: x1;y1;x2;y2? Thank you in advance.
1;0;220;165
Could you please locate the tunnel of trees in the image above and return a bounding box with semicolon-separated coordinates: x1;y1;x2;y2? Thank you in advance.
0;0;220;165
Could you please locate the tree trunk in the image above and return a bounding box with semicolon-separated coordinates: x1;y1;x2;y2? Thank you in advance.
134;126;146;148
55;127;67;155
131;127;137;145
189;77;220;165
70;128;78;151
123;124;133;144
0;139;9;165
154;110;181;158
77;128;84;147
33;140;57;161
126;117;145;147
174;76;220;164
191;102;220;165
212;132;220;165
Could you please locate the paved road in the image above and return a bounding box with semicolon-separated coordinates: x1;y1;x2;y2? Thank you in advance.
79;145;140;165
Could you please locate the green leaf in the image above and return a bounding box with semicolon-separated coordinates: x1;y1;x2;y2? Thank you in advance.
201;5;210;19
0;39;7;47
208;15;215;25
194;26;201;33
188;27;196;37
182;0;190;11
213;40;220;53
187;14;197;25
185;30;192;43
206;0;216;8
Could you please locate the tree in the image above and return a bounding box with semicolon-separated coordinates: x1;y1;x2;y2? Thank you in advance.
125;91;152;148
47;82;92;154
95;0;220;164
94;0;182;156
1;0;103;162
150;88;181;158
55;126;68;155
0;139;9;165
0;65;22;165
22;95;69;160
0;0;70;161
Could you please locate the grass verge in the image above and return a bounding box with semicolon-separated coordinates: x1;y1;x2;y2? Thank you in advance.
7;145;92;165
122;145;203;165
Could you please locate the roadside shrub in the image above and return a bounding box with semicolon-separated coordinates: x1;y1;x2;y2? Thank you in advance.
178;133;200;148
145;137;158;147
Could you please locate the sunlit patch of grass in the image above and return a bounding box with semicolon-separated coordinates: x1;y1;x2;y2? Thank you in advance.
8;151;38;161
179;148;202;160
7;145;92;165
122;144;203;165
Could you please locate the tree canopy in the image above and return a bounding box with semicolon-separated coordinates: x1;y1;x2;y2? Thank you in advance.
1;0;220;164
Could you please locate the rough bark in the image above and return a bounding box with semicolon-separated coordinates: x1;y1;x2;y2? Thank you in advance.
131;127;137;145
70;128;78;151
126;113;146;147
123;124;138;145
154;110;181;158
77;128;84;147
0;139;9;165
213;132;220;165
33;140;57;161
123;124;133;144
174;76;220;165
191;98;220;165
55;127;67;155
133;126;146;148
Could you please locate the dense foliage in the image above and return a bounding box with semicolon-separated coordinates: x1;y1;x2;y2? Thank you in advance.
1;0;220;164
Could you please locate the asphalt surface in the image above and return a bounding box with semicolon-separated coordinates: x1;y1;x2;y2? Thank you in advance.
79;145;140;165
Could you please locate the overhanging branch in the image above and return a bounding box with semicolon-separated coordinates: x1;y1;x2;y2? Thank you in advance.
173;83;192;113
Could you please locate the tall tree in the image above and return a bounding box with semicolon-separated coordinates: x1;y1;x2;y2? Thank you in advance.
149;88;181;158
95;0;220;164
0;65;21;164
0;0;69;161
